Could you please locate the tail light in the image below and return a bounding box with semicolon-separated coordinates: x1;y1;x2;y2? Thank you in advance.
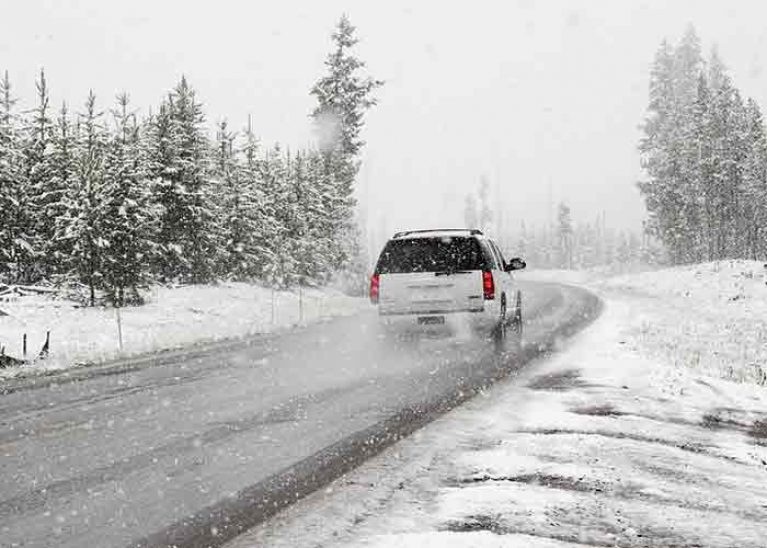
482;271;495;300
370;274;380;304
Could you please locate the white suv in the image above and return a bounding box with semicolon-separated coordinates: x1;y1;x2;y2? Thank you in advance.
369;229;525;337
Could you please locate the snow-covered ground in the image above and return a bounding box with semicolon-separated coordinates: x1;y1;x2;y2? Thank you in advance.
0;283;367;380
227;261;767;548
603;261;767;385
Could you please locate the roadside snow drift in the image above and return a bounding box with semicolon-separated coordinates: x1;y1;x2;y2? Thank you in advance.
603;260;767;385
0;283;366;379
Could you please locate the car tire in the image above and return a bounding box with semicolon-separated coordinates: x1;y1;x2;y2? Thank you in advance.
493;294;507;342
510;290;523;335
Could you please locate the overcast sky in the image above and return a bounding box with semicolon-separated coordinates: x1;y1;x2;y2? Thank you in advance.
5;1;767;245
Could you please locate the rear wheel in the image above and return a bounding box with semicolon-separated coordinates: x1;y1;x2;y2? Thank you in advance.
510;290;523;335
493;294;507;342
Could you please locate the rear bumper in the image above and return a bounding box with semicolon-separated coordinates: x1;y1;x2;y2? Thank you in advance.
377;308;497;335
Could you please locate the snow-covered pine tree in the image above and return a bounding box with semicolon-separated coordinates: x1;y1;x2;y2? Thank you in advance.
212;119;238;278
310;15;382;278
260;144;296;289
239;117;275;279
640;28;715;264
690;71;717;262
674;29;707;263
286;150;314;285
673;26;703;107
46;102;78;278
706;49;742;260
726;89;749;258
142;101;175;279
213;119;265;281
304;150;336;282
59;91;108;305
639;40;676;261
742;98;767;259
149;77;216;283
24;69;57;281
0;71;33;283
99;93;160;306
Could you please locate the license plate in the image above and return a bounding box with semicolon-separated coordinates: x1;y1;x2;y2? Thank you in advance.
418;316;445;325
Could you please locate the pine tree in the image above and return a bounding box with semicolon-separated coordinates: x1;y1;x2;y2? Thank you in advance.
142;101;174;277
24;69;57;281
639;40;675;260
673;26;703;108
59;91;108;305
675;32;706;262
239;117;275;278
742;98;767;259
310;15;382;275
706;50;741;259
305;149;338;282
213;119;269;281
0;71;32;283
260;144;296;288
46;102;78;277
149;77;216;283
213;119;239;278
727;89;749;257
99;93;159;306
287;150;312;284
671;28;704;263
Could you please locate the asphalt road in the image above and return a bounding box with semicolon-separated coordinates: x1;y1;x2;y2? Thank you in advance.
0;281;600;548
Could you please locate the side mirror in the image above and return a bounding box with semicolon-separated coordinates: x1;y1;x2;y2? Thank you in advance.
505;257;526;272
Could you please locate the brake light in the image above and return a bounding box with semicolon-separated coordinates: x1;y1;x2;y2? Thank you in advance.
483;271;495;300
370;274;380;304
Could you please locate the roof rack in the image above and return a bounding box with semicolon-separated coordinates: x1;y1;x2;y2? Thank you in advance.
392;228;483;239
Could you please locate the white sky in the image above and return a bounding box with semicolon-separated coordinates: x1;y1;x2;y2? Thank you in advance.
5;0;767;242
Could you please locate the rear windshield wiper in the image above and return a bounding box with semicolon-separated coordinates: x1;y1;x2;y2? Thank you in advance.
434;270;472;276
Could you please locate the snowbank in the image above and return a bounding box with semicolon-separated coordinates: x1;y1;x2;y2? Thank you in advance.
602;260;767;385
523;261;767;385
0;283;367;380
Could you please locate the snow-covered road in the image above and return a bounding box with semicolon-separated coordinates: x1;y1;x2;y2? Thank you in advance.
228;265;767;548
0;281;597;548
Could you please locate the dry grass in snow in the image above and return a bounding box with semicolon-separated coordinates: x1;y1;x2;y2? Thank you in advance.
601;260;767;385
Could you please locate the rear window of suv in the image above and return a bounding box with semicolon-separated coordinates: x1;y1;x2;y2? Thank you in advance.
375;236;488;274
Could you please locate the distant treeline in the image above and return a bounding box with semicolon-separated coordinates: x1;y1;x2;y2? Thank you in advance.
640;27;767;264
508;204;659;272
462;180;656;271
0;16;381;306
